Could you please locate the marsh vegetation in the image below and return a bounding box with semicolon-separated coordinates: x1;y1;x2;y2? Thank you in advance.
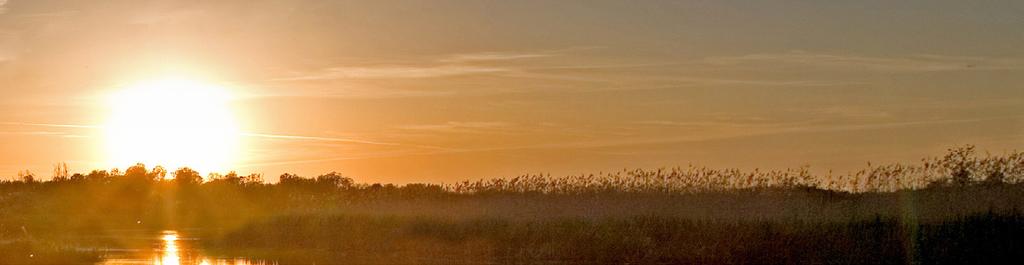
2;146;1024;264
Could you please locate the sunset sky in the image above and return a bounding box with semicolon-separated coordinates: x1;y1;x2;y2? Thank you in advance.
1;0;1023;183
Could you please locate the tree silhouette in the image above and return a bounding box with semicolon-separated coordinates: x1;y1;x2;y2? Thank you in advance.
279;173;310;185
208;171;242;185
124;163;150;180
150;166;167;181
242;173;264;186
85;170;110;182
173;167;203;186
316;171;353;188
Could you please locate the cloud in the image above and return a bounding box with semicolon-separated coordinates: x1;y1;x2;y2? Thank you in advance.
809;106;892;119
242;84;460;99
241;132;402;146
438;46;602;63
0;131;64;136
705;51;1024;72
267;49;875;99
0;122;100;129
241;132;450;151
0;122;98;138
396;121;515;134
273;65;509;81
235;149;431;168
525;62;685;71
0;122;451;149
273;50;564;81
633;120;778;128
12;10;80;19
440;52;554;63
669;76;858;88
0;0;7;15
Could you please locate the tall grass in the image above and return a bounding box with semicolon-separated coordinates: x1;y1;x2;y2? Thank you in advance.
448;146;1024;194
2;145;1024;263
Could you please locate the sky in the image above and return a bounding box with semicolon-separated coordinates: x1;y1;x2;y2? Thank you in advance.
1;0;1023;183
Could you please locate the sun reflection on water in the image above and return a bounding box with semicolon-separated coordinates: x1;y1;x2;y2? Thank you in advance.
157;231;181;265
95;230;271;265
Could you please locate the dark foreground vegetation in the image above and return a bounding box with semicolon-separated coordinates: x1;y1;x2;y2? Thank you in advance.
213;211;1024;264
2;146;1024;264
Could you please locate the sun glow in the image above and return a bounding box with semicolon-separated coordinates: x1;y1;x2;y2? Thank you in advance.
104;77;240;175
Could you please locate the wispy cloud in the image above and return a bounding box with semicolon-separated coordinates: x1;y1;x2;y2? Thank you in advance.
1;122;450;149
242;85;460;99
705;51;1024;72
440;52;554;63
439;46;602;63
237;150;434;169
633;120;781;128
273;50;564;81
395;121;516;134
0;122;101;129
273;65;509;81
0;131;65;136
0;122;98;138
808;106;892;119
270;49;981;99
525;62;685;71
241;132;401;146
241;132;450;151
670;76;858;87
13;10;80;19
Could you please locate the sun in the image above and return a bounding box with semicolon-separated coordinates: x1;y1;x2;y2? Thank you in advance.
104;77;240;175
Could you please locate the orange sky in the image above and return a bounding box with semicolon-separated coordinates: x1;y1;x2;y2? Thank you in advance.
1;1;1023;183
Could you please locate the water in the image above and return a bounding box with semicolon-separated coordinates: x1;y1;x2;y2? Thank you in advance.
91;230;273;265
